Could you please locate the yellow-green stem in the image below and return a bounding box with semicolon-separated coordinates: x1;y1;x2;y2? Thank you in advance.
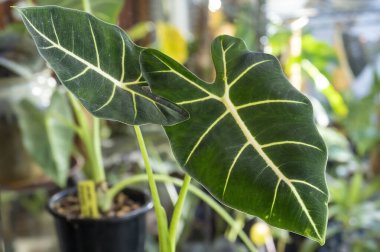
68;94;104;182
225;211;246;241
92;118;105;182
169;174;191;251
107;174;257;252
133;126;170;252
82;0;92;13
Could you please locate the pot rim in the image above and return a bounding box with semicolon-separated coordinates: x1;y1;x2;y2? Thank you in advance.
47;186;153;223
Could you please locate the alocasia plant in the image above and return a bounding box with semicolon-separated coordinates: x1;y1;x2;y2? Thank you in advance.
140;36;328;244
17;6;187;252
17;5;329;249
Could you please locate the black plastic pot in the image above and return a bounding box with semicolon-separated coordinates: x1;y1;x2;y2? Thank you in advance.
48;187;153;252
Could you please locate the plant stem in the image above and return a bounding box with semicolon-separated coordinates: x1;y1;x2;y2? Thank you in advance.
225;211;246;241
146;140;179;205
133;126;170;252
107;174;258;252
68;94;104;183
169;174;191;251
92;118;105;182
82;0;92;13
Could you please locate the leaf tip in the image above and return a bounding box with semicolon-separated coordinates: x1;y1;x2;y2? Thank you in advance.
308;228;326;246
11;5;21;13
12;5;28;17
319;239;326;246
12;5;29;11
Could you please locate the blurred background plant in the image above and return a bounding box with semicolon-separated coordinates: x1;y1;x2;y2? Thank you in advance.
1;0;380;251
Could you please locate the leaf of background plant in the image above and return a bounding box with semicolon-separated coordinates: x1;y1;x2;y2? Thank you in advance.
141;35;328;244
16;90;74;187
344;73;380;155
0;32;45;77
301;59;348;118
318;126;353;163
127;22;154;41
18;6;188;125
301;34;338;75
36;0;123;24
156;22;188;64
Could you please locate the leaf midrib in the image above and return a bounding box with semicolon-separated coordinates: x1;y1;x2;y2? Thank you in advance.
222;95;322;240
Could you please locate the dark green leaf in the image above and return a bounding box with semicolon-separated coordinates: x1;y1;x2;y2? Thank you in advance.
16;90;74;187
17;6;188;126
141;35;328;244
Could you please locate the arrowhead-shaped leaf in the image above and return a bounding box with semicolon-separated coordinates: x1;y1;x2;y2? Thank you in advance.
17;6;188;125
140;35;328;244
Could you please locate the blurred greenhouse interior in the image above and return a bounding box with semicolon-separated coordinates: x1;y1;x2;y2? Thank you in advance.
1;0;380;251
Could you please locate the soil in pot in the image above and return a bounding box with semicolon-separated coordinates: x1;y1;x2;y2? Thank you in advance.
54;191;142;219
48;187;152;252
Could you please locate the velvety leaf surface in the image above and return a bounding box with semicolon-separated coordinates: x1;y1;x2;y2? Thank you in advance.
140;35;328;244
16;90;74;187
18;6;188;126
